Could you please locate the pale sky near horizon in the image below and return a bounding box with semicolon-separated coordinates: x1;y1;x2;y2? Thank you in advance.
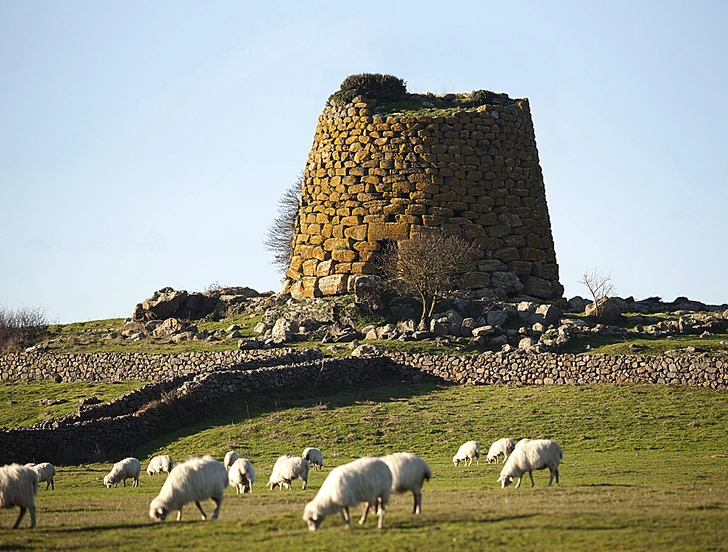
1;1;726;323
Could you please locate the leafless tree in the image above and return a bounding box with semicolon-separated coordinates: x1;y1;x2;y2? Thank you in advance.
0;305;49;353
578;267;616;319
375;231;482;328
263;173;303;274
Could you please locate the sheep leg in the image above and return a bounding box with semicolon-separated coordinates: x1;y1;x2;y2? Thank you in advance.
359;503;370;525
122;479;127;487
46;480;52;491
210;497;222;519
528;471;535;487
515;476;522;489
195;501;208;520
12;507;26;529
377;499;386;529
341;507;351;528
302;478;307;490
134;477;139;487
413;490;422;515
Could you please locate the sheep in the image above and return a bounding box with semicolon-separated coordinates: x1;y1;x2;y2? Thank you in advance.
223;451;241;471
380;452;431;514
498;439;563;489
0;464;39;529
147;455;174;476
453;440;481;467
486;438;516;464
228;458;256;494
149;455;228;522
25;462;56;491
267;455;310;490
303;457;392;531
103;457;141;488
302;447;324;471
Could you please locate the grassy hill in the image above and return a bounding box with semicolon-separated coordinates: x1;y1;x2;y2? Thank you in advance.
1;381;727;550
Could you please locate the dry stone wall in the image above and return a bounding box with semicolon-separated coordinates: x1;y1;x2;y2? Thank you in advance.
0;349;323;383
285;96;562;301
1;349;725;465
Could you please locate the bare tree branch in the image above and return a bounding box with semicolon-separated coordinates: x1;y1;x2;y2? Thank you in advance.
263;173;303;274
375;231;482;327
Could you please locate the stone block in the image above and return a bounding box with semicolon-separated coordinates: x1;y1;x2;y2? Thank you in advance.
316;259;335;277
523;277;553;299
344;224;368;241
352;261;377;274
302;259;319;276
319;275;348;296
461;271;491;289
302;277;321;298
324;237;353;251
367;222;411;242
332;248;357;262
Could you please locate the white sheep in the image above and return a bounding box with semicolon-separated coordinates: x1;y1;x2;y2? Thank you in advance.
486;438;516;464
453;440;481;466
147;455;174;476
228;458;256;494
149;455;228;522
303;457;392;531
380;452;431;514
25;462;56;491
223;451;241;471
0;464;39;529
302;447;324;471
267;455;310;490
103;457;141;488
498;439;563;488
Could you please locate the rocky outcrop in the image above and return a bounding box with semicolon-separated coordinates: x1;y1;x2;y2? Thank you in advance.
131;286;270;322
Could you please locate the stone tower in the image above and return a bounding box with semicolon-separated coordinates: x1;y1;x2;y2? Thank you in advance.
283;91;563;302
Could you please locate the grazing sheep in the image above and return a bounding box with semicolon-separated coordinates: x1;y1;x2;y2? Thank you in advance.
453;440;481;467
486;438;516;464
380;453;431;514
25;463;56;491
498;439;563;489
302;447;324;470
0;464;39;529
147;455;174;476
268;456;310;490
303;457;392;531
228;458;256;494
149;455;228;522
223;451;241;471
103;457;141;488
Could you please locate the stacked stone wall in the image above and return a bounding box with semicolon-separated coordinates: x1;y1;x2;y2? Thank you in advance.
0;348;323;383
1;350;724;465
286;96;562;301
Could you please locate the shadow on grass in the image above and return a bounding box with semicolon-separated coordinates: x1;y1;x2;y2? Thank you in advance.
391;512;538;530
135;380;454;459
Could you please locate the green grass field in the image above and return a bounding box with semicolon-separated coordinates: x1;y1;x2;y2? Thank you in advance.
1;381;728;550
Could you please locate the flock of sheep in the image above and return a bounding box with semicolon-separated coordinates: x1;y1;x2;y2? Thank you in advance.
0;437;562;531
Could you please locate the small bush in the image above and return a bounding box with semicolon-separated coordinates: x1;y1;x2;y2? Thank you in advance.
0;305;49;353
328;73;407;106
466;89;511;107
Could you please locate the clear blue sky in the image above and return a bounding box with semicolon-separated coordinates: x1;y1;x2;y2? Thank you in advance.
2;1;726;323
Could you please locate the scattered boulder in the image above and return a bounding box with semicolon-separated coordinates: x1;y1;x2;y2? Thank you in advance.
351;343;383;357
585;297;622;324
271;318;295;344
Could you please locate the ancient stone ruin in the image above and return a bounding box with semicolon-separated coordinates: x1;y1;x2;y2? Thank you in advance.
283;77;563;302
